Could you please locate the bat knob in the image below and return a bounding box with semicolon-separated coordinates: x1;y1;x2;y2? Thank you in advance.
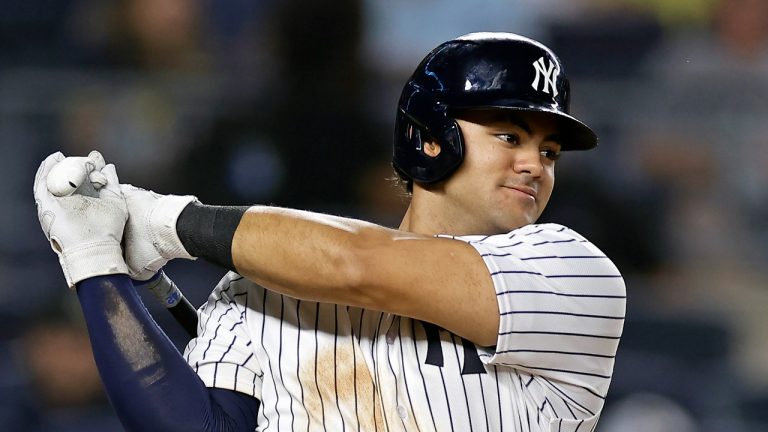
47;157;90;197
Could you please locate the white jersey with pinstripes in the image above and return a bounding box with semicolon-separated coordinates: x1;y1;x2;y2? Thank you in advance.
183;223;626;432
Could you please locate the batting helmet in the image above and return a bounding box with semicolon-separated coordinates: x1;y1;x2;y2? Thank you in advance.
393;32;597;184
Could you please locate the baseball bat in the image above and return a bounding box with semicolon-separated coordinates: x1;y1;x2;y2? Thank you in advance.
139;273;199;338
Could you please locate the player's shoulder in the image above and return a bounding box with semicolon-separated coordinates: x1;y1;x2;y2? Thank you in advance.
447;224;623;282
444;223;615;262
443;223;586;247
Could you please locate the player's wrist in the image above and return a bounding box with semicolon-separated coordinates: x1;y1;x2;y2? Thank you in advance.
59;240;130;288
148;194;199;260
176;202;248;271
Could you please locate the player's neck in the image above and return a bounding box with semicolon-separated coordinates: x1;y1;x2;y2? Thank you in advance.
398;205;438;235
399;193;472;236
401;185;521;236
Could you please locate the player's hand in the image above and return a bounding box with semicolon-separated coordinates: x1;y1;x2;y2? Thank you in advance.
33;151;130;288
121;184;198;281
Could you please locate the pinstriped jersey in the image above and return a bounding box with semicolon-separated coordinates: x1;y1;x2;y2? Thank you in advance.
183;223;626;431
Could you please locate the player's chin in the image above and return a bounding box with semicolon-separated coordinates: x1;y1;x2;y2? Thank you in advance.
489;197;539;231
496;211;537;233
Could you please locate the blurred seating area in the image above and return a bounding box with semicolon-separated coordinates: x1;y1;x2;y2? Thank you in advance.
1;0;767;430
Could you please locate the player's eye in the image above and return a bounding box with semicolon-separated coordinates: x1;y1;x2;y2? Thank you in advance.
497;133;520;146
541;149;561;161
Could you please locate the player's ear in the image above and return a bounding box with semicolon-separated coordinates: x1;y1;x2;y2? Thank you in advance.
423;140;441;158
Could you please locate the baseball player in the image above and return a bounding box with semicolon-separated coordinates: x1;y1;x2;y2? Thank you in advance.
33;33;625;431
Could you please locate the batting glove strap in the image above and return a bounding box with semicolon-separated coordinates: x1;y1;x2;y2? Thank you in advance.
148;194;199;260
57;240;130;289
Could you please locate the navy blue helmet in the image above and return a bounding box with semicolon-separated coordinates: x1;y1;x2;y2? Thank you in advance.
393;32;597;184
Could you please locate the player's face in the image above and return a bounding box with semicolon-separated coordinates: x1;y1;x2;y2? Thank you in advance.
442;110;561;234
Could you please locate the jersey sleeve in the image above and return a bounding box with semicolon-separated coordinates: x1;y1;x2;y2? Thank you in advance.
448;224;626;410
184;272;264;400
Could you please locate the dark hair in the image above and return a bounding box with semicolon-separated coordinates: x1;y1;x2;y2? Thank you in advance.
390;169;413;194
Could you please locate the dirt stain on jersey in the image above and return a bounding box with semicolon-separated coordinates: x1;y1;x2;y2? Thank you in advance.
299;339;385;431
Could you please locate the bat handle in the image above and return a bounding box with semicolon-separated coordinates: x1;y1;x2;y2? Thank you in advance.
167;296;199;338
139;272;199;338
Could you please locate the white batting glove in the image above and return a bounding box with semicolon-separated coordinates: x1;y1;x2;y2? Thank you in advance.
33;151;130;288
121;184;198;281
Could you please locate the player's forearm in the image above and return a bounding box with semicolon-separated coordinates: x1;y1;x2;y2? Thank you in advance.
176;202;403;307
76;275;258;431
231;206;411;307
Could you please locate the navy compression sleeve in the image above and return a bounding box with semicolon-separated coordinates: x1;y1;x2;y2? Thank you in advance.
76;275;260;431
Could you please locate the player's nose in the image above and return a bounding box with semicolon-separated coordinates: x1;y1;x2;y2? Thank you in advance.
512;144;544;177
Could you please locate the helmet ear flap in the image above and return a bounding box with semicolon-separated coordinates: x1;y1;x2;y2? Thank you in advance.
393;85;465;184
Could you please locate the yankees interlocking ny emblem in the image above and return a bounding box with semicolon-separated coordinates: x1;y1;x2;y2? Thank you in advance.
531;56;559;97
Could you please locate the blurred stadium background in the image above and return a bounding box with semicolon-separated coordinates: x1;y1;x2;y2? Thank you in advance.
2;0;768;430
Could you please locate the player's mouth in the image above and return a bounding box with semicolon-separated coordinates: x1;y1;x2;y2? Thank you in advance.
502;184;537;200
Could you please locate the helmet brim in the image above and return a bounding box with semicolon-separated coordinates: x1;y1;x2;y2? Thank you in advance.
450;103;598;151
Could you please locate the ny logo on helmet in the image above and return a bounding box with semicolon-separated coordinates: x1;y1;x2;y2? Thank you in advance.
531;57;560;97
